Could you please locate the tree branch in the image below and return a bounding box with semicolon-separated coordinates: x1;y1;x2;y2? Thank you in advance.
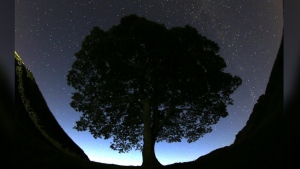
154;107;173;136
176;108;204;112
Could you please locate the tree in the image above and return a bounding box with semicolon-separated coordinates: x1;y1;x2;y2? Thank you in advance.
67;14;242;167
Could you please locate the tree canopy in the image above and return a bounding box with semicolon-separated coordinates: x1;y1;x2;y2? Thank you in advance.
67;14;242;167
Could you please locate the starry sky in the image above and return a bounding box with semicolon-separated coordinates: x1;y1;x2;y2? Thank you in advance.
15;0;283;166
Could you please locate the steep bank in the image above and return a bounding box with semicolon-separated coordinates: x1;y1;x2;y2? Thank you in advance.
15;52;90;168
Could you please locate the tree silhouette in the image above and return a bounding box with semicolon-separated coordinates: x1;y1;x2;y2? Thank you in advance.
67;14;242;167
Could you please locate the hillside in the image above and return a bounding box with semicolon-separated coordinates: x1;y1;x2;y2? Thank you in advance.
15;51;91;168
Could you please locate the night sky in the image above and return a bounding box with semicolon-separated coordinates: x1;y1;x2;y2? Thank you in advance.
15;0;283;166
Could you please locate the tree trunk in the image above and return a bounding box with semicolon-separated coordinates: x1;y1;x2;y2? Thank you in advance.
142;134;161;167
141;98;162;167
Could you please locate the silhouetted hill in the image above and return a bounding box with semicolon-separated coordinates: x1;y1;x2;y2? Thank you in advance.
15;52;91;168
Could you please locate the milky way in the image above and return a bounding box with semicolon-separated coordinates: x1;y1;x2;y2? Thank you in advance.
15;0;283;165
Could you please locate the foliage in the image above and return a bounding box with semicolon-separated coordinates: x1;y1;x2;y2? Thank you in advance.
67;14;242;153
